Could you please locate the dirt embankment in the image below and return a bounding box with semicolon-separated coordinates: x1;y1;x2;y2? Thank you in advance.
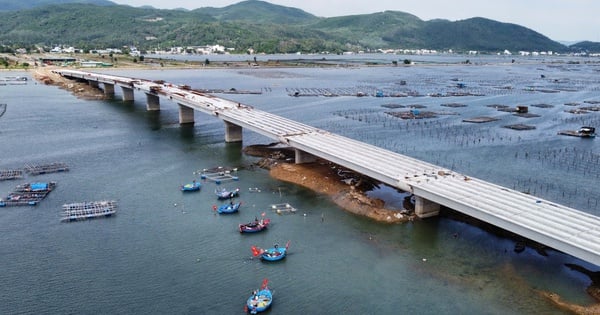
32;67;108;100
244;144;415;223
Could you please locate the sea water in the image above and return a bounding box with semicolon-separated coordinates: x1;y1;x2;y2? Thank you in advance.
1;55;599;314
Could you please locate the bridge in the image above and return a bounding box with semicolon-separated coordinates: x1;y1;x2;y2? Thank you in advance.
53;69;600;267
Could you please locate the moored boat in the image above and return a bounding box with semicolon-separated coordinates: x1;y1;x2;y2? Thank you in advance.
215;201;241;214
215;187;240;199
251;241;290;261
239;218;270;233
181;180;201;192
246;279;272;314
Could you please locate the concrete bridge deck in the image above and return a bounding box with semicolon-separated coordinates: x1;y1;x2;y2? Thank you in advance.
53;69;600;267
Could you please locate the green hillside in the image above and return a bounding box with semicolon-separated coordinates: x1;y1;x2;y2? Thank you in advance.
0;0;573;54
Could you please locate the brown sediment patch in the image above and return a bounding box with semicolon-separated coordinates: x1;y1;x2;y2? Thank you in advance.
32;67;108;100
268;161;413;223
243;143;412;223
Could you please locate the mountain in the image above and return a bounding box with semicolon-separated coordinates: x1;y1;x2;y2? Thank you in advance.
569;41;600;53
0;0;115;12
0;0;571;54
195;0;319;25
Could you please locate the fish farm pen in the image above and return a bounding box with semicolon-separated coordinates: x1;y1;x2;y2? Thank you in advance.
0;182;56;207
0;169;24;181
271;203;297;215
198;166;239;184
24;162;69;175
61;200;117;222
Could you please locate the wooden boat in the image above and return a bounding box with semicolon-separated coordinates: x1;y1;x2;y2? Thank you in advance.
215;187;240;199
239;218;270;233
251;241;290;262
181;181;201;192
215;202;241;214
246;279;272;314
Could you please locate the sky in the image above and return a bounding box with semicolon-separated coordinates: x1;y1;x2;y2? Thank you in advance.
110;0;600;42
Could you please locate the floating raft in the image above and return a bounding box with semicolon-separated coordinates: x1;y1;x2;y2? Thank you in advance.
558;127;596;138
24;162;69;175
61;200;117;222
198;166;239;184
0;181;56;207
0;169;24;181
271;203;297;215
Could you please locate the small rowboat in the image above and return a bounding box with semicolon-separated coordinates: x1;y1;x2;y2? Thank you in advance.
239;218;270;233
216;202;241;214
215;187;240;199
181;181;201;192
246;279;272;314
251;241;290;262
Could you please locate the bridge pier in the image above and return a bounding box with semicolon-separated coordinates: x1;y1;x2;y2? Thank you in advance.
414;196;440;218
103;83;115;96
224;121;242;142
295;149;316;164
88;81;99;88
121;86;134;102
146;93;160;111
178;104;195;124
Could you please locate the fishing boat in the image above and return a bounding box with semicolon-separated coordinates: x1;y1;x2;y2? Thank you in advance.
251;241;290;262
239;218;270;233
246;279;272;314
0;103;6;118
215;187;240;199
215;201;241;214
181;181;201;192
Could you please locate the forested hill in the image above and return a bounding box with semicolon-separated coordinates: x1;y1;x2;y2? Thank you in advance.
0;0;588;54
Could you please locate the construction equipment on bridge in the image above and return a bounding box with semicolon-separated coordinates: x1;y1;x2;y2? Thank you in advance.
61;200;117;222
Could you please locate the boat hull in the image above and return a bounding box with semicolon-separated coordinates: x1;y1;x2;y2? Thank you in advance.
217;202;240;214
260;248;286;261
181;182;201;192
246;288;272;314
239;219;270;233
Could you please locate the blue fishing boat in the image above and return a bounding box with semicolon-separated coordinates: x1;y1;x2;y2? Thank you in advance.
181;180;201;192
252;241;290;262
246;279;272;314
215;201;241;214
215;187;240;199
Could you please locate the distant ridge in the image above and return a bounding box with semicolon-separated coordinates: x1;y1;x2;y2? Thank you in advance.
0;0;597;54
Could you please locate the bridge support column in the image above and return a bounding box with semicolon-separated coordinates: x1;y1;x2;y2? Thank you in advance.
295;149;316;164
224;121;242;142
146;93;160;111
178;104;195;124
103;83;115;96
89;81;99;88
414;196;440;218
121;86;134;101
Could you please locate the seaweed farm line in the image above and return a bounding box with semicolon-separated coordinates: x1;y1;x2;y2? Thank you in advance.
61;200;117;222
0;169;24;181
24;162;69;175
